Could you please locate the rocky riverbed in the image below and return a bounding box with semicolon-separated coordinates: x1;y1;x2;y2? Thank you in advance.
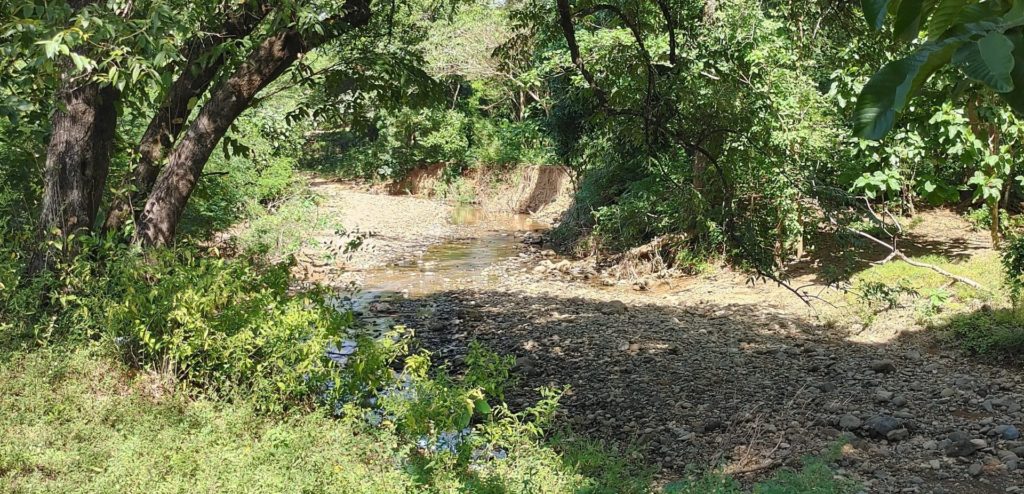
298;183;1024;492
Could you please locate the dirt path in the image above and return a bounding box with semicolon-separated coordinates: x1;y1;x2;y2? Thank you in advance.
307;184;1024;493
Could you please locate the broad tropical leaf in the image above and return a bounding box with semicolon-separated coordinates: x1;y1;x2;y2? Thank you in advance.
953;31;1016;92
999;29;1024;112
928;0;977;39
894;0;926;41
854;41;959;139
863;0;894;30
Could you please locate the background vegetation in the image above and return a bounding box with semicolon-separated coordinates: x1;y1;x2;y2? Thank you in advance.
6;0;1024;491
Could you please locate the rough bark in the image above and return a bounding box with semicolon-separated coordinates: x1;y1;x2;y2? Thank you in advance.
103;5;270;232
136;30;305;246
136;0;372;246
30;75;119;272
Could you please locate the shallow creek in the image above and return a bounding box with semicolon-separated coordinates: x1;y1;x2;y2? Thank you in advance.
333;205;546;333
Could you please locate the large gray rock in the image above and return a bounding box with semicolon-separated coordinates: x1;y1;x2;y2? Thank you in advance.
864;415;902;438
945;439;980;457
839;414;863;430
993;425;1021;440
870;359;897;373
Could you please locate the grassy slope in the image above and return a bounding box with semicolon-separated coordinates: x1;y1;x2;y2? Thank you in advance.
0;347;416;494
0;345;657;494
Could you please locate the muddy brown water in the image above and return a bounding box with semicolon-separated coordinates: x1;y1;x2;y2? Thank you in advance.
336;205;546;331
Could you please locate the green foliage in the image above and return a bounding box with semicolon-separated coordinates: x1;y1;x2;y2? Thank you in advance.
1001;231;1024;303
855;0;1024;139
235;192;336;261
10;240;351;412
0;345;650;493
463;340;517;401
309;108;471;180
663;445;857;493
940;307;1024;354
470;119;558;168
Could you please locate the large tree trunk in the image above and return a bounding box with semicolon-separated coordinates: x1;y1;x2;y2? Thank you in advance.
136;30;307;246
29;75;119;272
103;6;270;232
136;0;372;246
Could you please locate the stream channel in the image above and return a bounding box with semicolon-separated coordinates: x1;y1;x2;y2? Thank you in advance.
332;205;548;340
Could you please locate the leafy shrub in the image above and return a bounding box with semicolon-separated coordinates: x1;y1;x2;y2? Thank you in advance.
941;308;1024;356
306;108;471;181
1002;233;1024;305
966;205;1011;233
10;239;353;412
235;192;335;260
471;119;557;167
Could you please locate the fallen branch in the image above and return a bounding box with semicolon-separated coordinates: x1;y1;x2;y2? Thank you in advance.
841;222;988;292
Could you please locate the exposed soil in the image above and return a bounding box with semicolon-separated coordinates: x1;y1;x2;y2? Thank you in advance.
296;181;1024;493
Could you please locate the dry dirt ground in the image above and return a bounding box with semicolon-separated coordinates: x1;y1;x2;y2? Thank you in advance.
298;184;1024;493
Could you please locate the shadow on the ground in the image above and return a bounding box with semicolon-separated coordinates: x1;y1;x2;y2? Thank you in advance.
374;288;1022;493
785;228;990;285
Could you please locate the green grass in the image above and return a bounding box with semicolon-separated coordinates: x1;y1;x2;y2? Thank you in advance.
0;346;656;494
663;444;857;494
0;347;416;494
936;307;1024;357
824;249;1024;355
850;251;1005;306
825;251;1007;327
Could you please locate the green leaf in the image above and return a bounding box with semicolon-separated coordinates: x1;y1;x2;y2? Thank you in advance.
474;398;491;415
953;31;1016;92
864;0;894;30
854;40;959;139
928;0;976;39
36;39;59;59
894;0;925;41
999;28;1024;112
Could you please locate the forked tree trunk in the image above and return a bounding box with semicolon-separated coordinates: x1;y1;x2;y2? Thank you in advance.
103;6;269;232
136;30;307;246
136;0;372;246
30;76;119;273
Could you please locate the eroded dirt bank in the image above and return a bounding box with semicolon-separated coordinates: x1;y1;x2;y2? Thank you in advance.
300;180;1024;493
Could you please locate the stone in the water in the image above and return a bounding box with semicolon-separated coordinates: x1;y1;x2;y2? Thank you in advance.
870;359;896;373
864;415;902;438
839;414;862;430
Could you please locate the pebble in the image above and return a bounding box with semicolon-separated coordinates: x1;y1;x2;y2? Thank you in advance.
944;439;979;457
865;415;902;438
994;425;1021;440
839;414;863;430
601;300;628;315
871;360;897;373
968;462;983;476
887;428;910;441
